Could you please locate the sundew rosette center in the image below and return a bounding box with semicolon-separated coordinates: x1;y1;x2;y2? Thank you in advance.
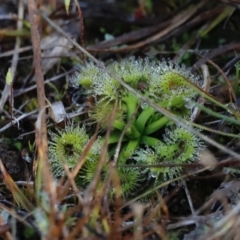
48;125;102;180
63;58;204;199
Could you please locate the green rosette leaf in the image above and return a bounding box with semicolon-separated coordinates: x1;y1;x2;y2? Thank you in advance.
49;125;89;177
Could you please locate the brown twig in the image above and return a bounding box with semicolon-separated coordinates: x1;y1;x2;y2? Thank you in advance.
88;5;223;52
74;0;85;62
27;0;48;161
205;58;237;103
192;42;240;73
88;0;207;53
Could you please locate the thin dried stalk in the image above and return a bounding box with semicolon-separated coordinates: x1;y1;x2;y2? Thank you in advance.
27;0;49;170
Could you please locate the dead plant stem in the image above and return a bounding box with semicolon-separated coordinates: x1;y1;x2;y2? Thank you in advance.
27;0;48;161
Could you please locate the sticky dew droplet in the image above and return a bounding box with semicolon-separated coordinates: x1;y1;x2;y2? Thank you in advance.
150;172;158;178
177;181;182;187
222;167;230;175
171;182;176;186
141;102;149;109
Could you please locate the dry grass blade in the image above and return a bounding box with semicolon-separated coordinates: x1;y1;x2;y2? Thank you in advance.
192;42;240;72
0;0;24;111
0;160;34;211
191;64;211;121
27;6;60;236
201;57;237;103
27;0;48;165
123;166;212;208
90;0;208;52
200;198;240;239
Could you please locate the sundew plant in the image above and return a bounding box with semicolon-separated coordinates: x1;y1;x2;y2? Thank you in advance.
49;57;204;199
